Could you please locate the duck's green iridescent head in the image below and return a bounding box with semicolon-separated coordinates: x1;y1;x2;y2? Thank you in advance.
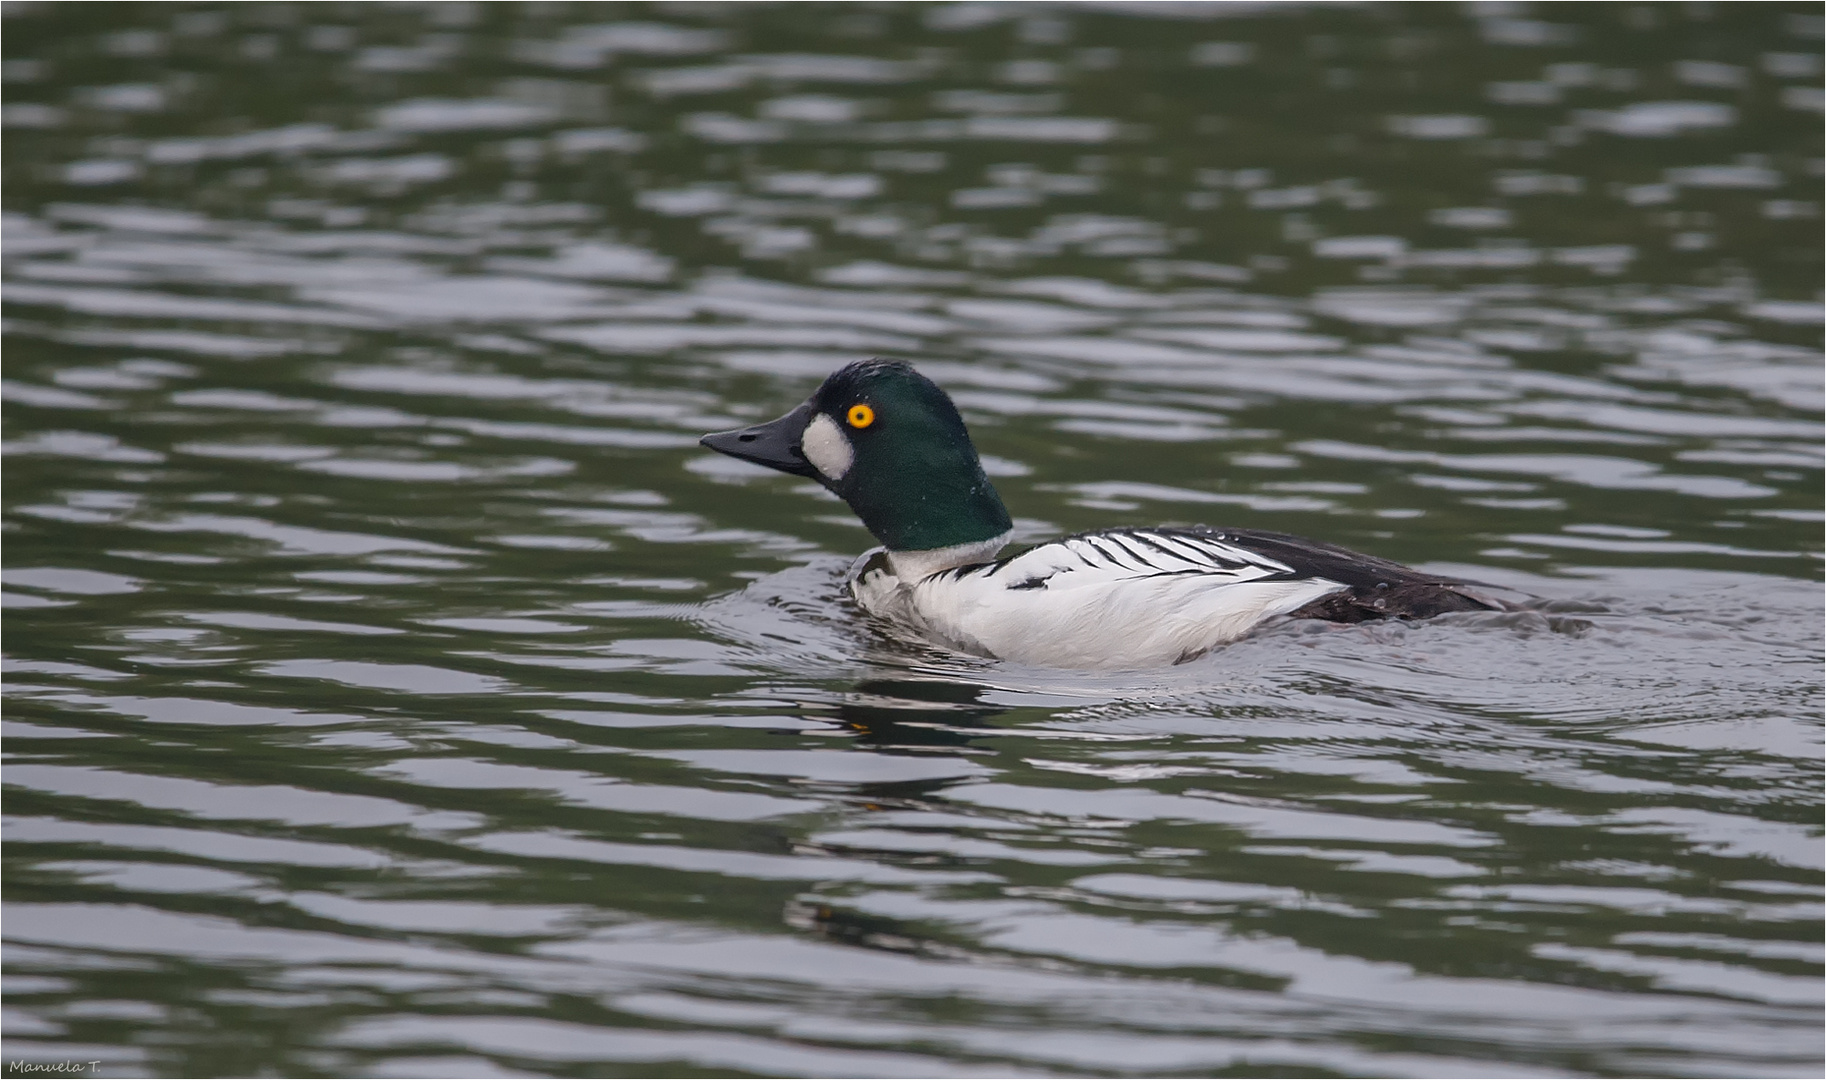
701;360;1013;552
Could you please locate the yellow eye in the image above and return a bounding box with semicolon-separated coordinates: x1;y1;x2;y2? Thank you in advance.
847;404;875;428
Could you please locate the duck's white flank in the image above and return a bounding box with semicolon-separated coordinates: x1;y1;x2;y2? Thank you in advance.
852;528;1348;669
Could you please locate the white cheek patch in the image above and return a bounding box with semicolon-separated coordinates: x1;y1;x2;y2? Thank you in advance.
801;412;854;481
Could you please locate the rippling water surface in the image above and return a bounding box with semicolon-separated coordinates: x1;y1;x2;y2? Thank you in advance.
4;3;1822;1077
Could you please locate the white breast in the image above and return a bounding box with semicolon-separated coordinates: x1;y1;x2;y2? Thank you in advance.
850;529;1348;669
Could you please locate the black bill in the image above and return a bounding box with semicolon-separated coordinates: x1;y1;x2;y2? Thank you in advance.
699;401;819;478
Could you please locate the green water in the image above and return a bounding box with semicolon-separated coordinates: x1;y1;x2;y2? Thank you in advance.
3;3;1821;1077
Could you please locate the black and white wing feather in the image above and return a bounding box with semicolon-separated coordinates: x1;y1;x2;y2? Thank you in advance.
947;527;1308;591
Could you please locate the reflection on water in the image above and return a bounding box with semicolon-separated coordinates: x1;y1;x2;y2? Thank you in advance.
3;3;1821;1077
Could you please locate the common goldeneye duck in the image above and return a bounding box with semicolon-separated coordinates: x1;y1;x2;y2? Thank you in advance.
701;359;1505;669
